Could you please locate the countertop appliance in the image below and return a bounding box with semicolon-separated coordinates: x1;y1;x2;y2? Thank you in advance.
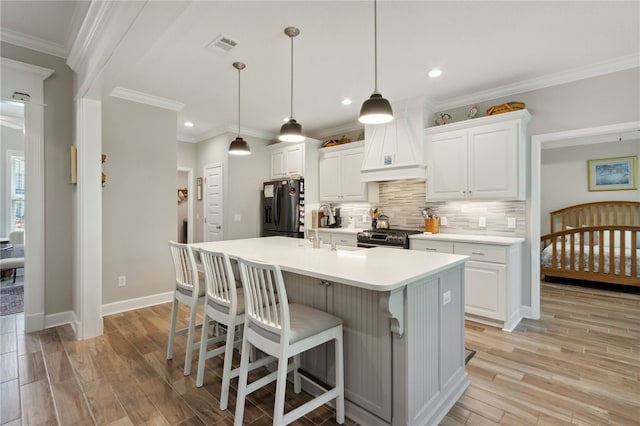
357;228;421;249
261;179;305;238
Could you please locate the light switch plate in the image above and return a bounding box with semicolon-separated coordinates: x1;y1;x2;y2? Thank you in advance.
507;217;516;228
479;217;486;227
234;213;241;222
440;216;447;226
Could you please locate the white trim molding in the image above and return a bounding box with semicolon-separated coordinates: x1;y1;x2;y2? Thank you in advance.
102;291;174;317
109;87;184;111
0;57;54;80
434;54;640;111
0;28;68;59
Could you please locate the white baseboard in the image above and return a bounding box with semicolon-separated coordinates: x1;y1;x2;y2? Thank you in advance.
45;310;76;329
25;311;45;333
520;305;532;319
101;291;174;317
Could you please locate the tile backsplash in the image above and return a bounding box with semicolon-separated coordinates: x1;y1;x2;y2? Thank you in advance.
335;179;525;237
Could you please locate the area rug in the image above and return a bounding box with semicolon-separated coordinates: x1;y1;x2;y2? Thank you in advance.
465;348;476;365
0;285;23;316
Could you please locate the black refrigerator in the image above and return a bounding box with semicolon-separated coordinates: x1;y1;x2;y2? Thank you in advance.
261;179;305;238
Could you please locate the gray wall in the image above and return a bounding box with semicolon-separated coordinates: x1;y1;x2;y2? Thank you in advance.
1;42;75;315
194;133;270;243
102;97;177;304
541;140;640;234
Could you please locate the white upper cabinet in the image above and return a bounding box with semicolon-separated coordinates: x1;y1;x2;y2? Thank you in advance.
319;141;379;202
268;142;305;179
424;109;531;201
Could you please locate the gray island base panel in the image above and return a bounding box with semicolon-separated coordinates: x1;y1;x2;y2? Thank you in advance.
190;237;470;426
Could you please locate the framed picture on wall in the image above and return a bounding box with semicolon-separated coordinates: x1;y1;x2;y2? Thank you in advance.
587;156;638;191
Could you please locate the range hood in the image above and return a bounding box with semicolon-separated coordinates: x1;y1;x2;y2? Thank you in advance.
360;111;426;182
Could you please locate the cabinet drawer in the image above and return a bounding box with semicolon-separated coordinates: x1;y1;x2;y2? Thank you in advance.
454;243;506;263
333;235;357;247
410;240;454;253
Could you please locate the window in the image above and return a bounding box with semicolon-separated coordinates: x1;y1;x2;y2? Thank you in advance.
8;150;25;232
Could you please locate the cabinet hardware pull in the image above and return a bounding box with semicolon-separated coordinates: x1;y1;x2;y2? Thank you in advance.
424;248;437;251
471;252;484;255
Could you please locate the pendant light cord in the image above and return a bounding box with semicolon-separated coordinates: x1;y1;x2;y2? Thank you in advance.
290;35;294;119
237;66;241;136
373;0;378;93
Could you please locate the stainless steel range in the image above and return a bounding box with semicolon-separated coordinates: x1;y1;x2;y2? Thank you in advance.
357;229;421;249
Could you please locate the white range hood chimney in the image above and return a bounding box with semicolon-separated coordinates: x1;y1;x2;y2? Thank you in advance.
360;107;426;182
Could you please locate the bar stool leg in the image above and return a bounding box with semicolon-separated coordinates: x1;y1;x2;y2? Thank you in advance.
167;299;178;359
234;335;251;426
335;333;345;424
273;356;290;425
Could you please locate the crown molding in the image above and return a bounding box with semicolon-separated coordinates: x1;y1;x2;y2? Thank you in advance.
433;53;640;111
193;124;276;143
1;57;54;80
109;87;184;111
66;0;115;72
1;28;68;59
177;134;197;143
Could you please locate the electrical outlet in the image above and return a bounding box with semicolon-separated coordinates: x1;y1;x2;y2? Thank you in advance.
440;216;447;226
443;290;451;305
479;217;486;227
507;217;516;228
234;213;241;222
118;276;126;287
362;214;369;223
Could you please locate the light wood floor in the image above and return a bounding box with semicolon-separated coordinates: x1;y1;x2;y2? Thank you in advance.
1;282;638;425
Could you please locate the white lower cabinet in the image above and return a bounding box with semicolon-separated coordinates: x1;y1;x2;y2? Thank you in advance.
411;238;522;331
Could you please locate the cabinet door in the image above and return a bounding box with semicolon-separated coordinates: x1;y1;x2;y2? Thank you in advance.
319;152;341;201
286;144;304;176
464;260;505;320
270;149;285;179
340;148;367;201
426;130;468;200
467;121;518;199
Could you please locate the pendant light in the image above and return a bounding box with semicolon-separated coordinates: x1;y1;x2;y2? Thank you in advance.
359;0;393;124
229;62;251;156
279;26;305;142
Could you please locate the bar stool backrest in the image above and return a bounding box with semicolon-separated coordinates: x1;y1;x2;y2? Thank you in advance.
168;241;200;300
237;257;289;342
199;248;237;311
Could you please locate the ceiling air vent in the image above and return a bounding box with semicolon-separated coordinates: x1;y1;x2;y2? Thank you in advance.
207;35;238;53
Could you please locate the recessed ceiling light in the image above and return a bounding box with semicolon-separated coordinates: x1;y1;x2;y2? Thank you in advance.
428;69;443;78
184;121;194;127
341;98;352;105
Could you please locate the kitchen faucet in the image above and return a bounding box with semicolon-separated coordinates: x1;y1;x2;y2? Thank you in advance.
318;204;336;226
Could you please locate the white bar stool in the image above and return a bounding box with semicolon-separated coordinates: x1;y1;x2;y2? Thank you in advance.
167;241;206;376
235;257;345;426
195;248;275;410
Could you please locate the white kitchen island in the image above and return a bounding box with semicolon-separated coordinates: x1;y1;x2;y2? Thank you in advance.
191;237;469;426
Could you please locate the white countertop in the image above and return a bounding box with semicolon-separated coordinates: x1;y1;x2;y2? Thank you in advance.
191;236;467;292
409;233;524;245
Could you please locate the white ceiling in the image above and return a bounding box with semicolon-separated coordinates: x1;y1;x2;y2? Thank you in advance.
1;1;639;142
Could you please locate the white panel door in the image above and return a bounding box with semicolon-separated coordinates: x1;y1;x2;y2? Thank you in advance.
426;130;468;200
204;163;223;242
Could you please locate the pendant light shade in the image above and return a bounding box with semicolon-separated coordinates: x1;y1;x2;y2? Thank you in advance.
359;0;393;125
279;27;305;142
229;61;251;156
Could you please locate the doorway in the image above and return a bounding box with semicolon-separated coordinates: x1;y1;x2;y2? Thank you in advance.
529;121;640;320
1;100;25;314
177;167;194;243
